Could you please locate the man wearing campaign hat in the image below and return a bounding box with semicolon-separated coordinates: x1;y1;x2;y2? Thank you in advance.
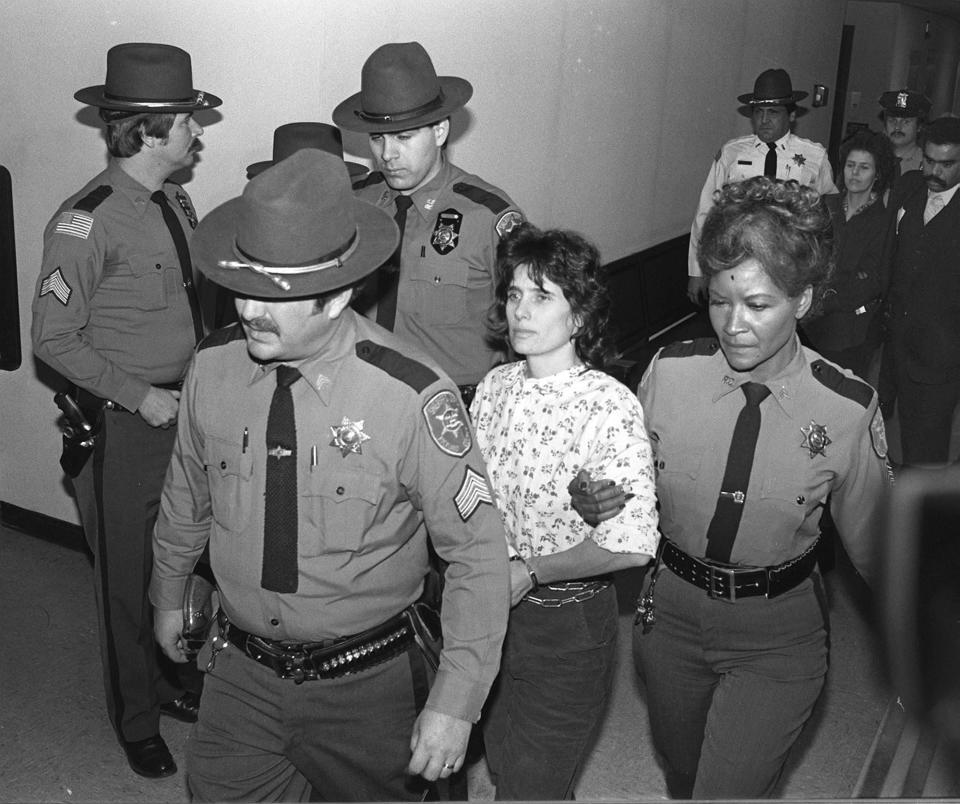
687;68;837;302
333;42;523;406
150;149;509;801
31;42;221;778
880;89;932;176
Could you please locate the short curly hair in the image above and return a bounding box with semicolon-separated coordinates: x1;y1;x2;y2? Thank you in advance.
698;177;834;312
838;129;896;195
488;222;613;370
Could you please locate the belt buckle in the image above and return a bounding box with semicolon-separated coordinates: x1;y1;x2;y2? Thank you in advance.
707;564;738;603
278;649;317;684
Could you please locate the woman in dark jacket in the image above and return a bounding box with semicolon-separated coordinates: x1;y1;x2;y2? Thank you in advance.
802;129;896;380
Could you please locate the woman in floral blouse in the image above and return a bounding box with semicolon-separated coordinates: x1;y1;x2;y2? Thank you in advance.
470;222;660;800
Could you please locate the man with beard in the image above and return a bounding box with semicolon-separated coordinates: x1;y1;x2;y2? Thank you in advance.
687;69;836;303
32;42;220;778
884;116;960;465
880;89;931;177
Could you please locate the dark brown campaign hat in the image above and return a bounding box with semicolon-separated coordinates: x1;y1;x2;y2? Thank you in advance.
332;42;472;133
75;42;222;112
193;150;397;299
737;68;808;106
247;123;367;180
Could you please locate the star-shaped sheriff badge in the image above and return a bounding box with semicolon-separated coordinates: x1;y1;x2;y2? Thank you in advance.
329;417;371;457
792;153;807;167
800;421;831;458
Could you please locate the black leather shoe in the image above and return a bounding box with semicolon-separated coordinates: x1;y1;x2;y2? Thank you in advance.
123;735;177;778
160;691;200;723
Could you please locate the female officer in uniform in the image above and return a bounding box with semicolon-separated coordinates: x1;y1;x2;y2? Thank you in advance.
579;177;890;798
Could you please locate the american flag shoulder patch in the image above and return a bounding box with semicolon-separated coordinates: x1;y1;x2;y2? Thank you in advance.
39;267;72;306
54;211;94;240
454;465;493;522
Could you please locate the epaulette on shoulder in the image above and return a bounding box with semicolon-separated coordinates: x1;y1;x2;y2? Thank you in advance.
197;322;245;353
73;185;113;213
352;172;385;191
810;359;873;409
452;182;510;215
658;338;720;359
356;340;438;392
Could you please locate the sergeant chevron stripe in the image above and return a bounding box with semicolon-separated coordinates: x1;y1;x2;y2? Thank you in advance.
454;466;493;521
39;267;72;305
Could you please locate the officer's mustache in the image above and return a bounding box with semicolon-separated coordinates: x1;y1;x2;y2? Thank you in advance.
242;317;279;335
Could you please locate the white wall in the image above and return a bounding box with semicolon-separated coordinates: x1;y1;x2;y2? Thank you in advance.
0;0;844;521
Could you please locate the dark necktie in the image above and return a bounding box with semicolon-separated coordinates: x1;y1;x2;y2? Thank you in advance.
376;194;414;331
261;365;301;593
150;190;204;344
704;382;771;563
764;142;778;178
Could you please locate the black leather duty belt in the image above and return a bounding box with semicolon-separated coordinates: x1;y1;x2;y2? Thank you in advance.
225;610;415;683
661;538;819;602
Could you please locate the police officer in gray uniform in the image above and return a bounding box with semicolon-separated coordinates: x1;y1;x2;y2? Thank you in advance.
333;42;523;405
31;42;221;778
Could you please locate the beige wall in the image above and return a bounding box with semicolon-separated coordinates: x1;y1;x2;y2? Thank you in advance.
0;0;844;521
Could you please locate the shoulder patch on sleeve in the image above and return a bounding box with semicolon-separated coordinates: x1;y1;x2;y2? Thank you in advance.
54;212;94;240
809;359;873;409
870;408;889;459
352;172;385;191
423;389;472;457
197;322;246;353
495;210;524;239
452;182;511;215
658;338;720;359
73;185;113;213
355;340;439;392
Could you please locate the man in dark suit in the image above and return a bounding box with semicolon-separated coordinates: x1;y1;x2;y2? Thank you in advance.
885;116;960;465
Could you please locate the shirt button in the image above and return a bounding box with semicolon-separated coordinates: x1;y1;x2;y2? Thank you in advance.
270;618;279;626
220;461;227;469
336;486;345;495
155;263;162;270
796;495;805;505
434;276;441;284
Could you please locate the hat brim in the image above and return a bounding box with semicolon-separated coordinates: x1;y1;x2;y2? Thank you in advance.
332;77;472;133
193;196;398;299
737;91;808;105
246;159;368;180
74;85;223;112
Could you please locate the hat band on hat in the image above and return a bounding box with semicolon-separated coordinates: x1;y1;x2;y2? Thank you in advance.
103;90;204;107
356;91;446;124
218;229;361;292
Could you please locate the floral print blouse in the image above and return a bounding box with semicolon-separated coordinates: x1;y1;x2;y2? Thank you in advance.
470;361;660;559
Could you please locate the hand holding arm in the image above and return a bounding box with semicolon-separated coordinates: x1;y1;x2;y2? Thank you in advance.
138;387;181;428
567;468;629;526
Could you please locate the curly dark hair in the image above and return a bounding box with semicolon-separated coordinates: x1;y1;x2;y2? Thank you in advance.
698;177;834;314
488;222;613;370
838;129;896;195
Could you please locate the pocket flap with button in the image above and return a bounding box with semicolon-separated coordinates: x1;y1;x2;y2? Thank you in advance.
315;467;381;504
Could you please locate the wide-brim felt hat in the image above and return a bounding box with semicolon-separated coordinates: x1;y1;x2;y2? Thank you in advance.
878;89;931;119
75;42;222;112
193;150;398;299
737;68;808;106
247;122;367;179
332;41;472;133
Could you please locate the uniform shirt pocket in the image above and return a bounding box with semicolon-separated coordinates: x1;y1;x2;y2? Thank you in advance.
127;253;170;311
205;436;253;533
404;257;470;325
303;467;382;553
758;477;809;537
653;450;703;532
